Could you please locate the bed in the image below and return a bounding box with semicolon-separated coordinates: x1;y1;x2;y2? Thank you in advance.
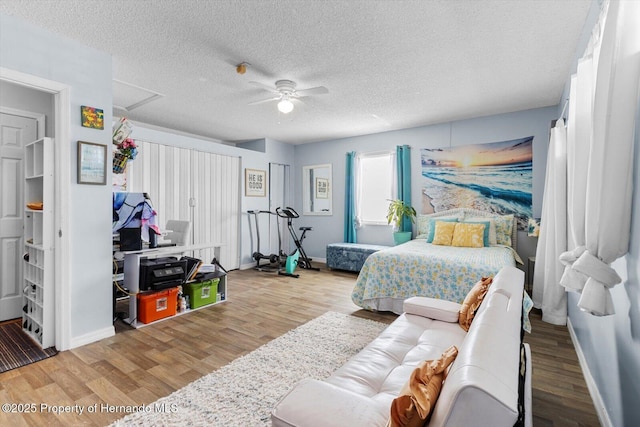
351;208;523;314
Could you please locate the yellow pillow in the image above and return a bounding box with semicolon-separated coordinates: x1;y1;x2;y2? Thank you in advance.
388;345;459;427
451;222;486;248
458;276;493;331
431;221;456;246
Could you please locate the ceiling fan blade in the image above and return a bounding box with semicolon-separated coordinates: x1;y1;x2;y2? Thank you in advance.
249;81;277;93
248;95;281;105
295;86;329;97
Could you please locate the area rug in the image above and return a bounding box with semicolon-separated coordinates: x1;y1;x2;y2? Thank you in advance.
112;312;387;426
0;320;58;373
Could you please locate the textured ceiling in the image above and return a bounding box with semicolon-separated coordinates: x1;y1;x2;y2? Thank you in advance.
0;0;592;144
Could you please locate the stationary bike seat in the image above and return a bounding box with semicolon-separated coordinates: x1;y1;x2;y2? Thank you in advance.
300;226;312;231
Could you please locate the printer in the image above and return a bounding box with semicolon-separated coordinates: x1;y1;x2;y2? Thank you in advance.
139;257;187;291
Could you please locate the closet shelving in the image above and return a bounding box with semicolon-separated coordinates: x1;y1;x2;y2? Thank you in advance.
22;137;54;348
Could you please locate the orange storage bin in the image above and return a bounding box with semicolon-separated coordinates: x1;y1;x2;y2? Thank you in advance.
137;287;178;324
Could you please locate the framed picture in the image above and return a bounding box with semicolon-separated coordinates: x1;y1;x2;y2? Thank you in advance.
245;168;266;197
77;141;107;185
80;105;104;129
315;177;329;199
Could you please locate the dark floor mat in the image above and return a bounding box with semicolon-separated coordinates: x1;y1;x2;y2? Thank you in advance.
0;320;57;373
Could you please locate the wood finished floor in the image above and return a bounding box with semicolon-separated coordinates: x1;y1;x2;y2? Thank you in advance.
0;265;600;426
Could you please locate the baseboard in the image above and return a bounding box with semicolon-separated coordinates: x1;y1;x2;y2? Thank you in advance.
240;262;255;270
567;317;613;427
69;325;115;349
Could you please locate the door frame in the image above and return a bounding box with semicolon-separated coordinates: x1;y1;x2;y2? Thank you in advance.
0;67;72;351
0;108;45;321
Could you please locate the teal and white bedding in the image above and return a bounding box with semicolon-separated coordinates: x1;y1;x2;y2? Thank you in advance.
351;239;517;314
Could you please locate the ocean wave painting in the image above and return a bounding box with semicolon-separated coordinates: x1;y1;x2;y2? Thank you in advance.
421;136;533;229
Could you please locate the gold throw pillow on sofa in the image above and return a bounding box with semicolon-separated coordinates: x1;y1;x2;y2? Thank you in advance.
458;276;493;331
388;345;459;427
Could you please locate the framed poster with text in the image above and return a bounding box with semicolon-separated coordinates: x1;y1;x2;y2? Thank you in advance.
245;168;266;197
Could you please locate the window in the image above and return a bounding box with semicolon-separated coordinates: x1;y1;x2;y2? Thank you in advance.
357;151;394;225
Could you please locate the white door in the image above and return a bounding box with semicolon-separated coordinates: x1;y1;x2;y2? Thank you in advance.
0;113;37;321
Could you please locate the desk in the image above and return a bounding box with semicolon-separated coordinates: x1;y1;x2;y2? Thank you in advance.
116;243;225;328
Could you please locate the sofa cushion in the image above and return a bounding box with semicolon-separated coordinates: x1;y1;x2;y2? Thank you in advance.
403;297;461;323
458;276;493;331
389;345;459;427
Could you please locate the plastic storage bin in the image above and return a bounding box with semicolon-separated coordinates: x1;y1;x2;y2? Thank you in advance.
137;287;178;324
184;279;219;309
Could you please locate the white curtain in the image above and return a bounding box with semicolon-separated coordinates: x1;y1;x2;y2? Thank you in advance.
532;120;568;325
559;59;594;292
559;0;640;316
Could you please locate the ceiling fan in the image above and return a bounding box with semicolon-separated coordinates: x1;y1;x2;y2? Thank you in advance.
248;80;329;114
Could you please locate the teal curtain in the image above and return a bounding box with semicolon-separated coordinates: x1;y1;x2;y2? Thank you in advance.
344;151;357;243
396;145;412;232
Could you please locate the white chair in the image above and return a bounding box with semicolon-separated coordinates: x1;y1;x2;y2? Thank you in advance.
164;220;191;246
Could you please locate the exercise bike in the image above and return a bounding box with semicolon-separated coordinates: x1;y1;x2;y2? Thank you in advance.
247;210;281;272
276;207;319;271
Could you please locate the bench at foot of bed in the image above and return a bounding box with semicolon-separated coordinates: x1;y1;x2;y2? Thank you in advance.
326;243;390;272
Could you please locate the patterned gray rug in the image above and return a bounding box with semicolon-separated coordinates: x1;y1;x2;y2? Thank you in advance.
112;312;387;427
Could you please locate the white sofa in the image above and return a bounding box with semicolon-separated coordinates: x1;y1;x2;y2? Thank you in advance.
272;266;532;427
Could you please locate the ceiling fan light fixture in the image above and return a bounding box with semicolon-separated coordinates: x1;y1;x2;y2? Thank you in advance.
277;97;294;114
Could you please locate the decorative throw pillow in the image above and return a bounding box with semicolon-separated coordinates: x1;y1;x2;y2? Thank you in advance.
426;218;458;243
451;223;486;248
463;218;495;246
431;221;457;246
494;214;514;246
458;276;493;331
388;345;459;427
415;215;431;239
416;215;459;241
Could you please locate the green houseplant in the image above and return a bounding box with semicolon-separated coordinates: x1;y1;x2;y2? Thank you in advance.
386;199;417;245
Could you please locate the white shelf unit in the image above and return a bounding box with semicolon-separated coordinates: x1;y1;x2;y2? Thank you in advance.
116;243;226;328
22;138;55;348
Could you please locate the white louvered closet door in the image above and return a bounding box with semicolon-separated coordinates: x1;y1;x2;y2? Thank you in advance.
128;141;240;270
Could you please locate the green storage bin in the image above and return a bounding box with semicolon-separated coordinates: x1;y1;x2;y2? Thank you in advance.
185;278;219;309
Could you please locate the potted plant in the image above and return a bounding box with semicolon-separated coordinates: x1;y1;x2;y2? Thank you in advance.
386;199;417;245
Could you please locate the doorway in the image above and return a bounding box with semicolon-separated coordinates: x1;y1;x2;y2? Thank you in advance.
0;67;71;350
0;110;42;321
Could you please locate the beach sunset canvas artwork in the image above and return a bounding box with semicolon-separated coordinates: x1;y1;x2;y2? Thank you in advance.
421;136;533;229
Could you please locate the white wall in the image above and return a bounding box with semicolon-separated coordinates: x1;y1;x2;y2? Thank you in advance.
293;106;556;264
1;13;114;346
